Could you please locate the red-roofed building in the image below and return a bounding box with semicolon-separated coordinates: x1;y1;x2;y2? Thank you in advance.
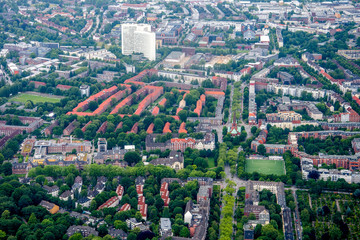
134;86;163;116
200;94;206;106
68;86;120;116
194;100;202;116
139;203;147;220
119;203;131;212
82;121;92;132
115;122;123;131
179;122;187;134
97;121;108;134
116;185;124;199
63;120;76;135
241;67;252;76
353;96;360;106
163;122;172;133
136;185;143;196
97;196;119;210
30;81;46;88
138;195;145;209
147;123;154;134
56;84;72;91
176;107;183;115
129;122;139;134
159;98;167;107
152;106;160;116
171;138;196;151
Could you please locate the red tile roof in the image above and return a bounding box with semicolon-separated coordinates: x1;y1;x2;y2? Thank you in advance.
56;84;72;90
163;122;172;133
179;122;187;133
152;106;160;116
146;123;154;134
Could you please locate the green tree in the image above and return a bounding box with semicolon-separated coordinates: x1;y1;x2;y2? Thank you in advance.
257;144;266;155
124;152;141;166
329;225;342;240
179;226;190;237
261;224;278;240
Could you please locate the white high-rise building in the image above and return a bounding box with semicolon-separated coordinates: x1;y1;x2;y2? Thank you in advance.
121;23;156;61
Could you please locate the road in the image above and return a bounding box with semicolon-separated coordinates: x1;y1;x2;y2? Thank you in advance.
1;65;13;85
292;190;302;240
89;15;100;39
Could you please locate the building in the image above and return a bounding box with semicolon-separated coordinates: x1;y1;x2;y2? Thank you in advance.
122;23;156;61
59;190;73;201
63;120;77;136
66;226;98;237
244;181;293;240
43;185;59;197
33;140;91;156
12;162;31;175
80;85;90;97
160;218;172;236
39;200;59;214
0;115;43;136
266;111;302;122
97;196;119;210
149;151;184;170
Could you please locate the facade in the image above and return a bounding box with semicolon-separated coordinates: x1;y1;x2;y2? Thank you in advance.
149;151;184;170
146;133;215;152
266;111;302;122
160;218;172;236
122;23;156;61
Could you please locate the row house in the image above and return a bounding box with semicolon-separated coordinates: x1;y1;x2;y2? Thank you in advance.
68;86;118;114
134;86;163;116
163;122;172;134
63;120;77;136
97;121;108;134
44;120;59;136
98;196;119;210
160;182;170;207
81;121;92;132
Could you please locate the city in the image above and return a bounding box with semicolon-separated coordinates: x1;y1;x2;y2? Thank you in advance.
0;0;359;239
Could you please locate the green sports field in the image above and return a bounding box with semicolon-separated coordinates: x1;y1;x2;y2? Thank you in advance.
245;159;285;175
10;93;62;104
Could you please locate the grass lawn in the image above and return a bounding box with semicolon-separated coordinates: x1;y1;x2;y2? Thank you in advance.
10;93;62;104
245;159;285;175
208;158;215;168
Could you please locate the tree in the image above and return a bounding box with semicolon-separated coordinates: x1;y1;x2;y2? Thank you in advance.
124;151;141;166
1;162;12;176
74;128;84;139
329;225;342;240
254;224;262;239
28;213;38;225
261;224;278;240
301;209;310;223
179;226;190;237
357;37;360;47
69;233;83;240
308;170;320;180
354;189;360;198
98;224;108;237
257;144;266;155
178;110;188;122
114;220;128;231
222;126;227;136
251;126;257;134
89;101;98;111
52;126;63;136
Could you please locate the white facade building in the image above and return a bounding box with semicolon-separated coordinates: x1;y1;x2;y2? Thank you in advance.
121;23;156;61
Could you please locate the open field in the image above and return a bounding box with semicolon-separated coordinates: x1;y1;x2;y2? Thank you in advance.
9;92;63;104
245;159;285;175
